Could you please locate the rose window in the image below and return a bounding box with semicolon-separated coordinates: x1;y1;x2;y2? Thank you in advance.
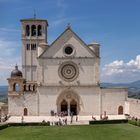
58;62;79;82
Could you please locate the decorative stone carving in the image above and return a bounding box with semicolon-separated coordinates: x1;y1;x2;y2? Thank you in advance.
58;61;79;82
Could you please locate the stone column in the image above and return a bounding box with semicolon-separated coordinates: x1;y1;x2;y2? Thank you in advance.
67;100;70;116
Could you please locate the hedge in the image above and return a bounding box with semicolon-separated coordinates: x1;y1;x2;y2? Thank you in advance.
89;119;128;125
128;120;140;127
0;121;50;130
9;121;50;126
0;124;8;130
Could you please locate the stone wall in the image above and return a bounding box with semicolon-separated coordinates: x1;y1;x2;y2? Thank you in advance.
101;88;127;115
8;92;38;116
127;98;140;118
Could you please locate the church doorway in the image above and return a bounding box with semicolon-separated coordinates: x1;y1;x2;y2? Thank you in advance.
57;90;81;116
24;108;28;116
70;99;77;115
118;106;123;115
61;100;68;113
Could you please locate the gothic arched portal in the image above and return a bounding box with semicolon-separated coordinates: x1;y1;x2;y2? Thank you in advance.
56;90;82;115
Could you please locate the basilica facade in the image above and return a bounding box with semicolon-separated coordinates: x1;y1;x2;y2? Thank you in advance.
7;18;128;116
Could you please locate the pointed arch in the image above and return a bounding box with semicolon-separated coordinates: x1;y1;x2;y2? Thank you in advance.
56;90;82;115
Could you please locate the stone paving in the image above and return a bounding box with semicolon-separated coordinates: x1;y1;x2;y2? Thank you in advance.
6;115;126;125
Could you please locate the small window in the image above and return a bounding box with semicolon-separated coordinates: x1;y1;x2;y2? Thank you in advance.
26;44;30;50
64;46;73;55
31;44;36;50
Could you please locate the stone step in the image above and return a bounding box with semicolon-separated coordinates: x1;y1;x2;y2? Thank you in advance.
6;115;126;124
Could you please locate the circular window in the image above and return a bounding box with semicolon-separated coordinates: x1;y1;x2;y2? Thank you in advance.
63;45;75;57
64;46;73;55
58;62;79;82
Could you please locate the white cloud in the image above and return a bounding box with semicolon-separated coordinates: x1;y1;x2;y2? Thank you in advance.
0;27;19;32
51;18;68;26
0;39;21;85
101;55;140;83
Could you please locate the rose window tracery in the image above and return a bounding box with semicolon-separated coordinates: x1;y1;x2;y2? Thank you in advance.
58;62;79;82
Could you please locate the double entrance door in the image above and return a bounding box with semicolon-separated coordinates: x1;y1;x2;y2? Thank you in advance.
61;99;77;115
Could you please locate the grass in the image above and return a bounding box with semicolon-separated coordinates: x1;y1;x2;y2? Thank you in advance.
0;124;140;140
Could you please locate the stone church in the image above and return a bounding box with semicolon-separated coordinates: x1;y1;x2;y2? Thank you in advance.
7;18;128;116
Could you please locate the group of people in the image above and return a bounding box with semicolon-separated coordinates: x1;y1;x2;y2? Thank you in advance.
49;111;78;125
92;111;108;121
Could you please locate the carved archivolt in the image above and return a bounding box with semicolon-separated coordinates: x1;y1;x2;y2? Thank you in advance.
56;89;81;106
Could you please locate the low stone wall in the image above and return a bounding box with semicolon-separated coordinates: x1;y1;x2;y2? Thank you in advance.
0;102;8;117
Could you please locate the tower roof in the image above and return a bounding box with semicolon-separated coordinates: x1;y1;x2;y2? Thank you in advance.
11;65;22;78
20;18;48;25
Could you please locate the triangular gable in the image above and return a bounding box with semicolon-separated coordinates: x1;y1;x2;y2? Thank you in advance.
40;27;97;58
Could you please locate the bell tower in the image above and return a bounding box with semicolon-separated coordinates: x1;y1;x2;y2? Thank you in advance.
20;18;48;81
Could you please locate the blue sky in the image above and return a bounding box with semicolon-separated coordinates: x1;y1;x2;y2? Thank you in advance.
0;0;140;85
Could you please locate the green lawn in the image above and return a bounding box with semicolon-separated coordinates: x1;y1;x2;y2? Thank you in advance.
0;124;140;140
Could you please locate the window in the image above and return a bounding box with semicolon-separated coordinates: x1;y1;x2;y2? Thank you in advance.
26;44;30;50
65;46;73;55
38;25;42;36
63;45;75;57
26;25;30;36
31;25;36;36
31;44;36;50
13;83;20;92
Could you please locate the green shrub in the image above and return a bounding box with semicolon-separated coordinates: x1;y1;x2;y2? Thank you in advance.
0;124;8;130
8;122;50;127
89;119;128;125
128;119;140;127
